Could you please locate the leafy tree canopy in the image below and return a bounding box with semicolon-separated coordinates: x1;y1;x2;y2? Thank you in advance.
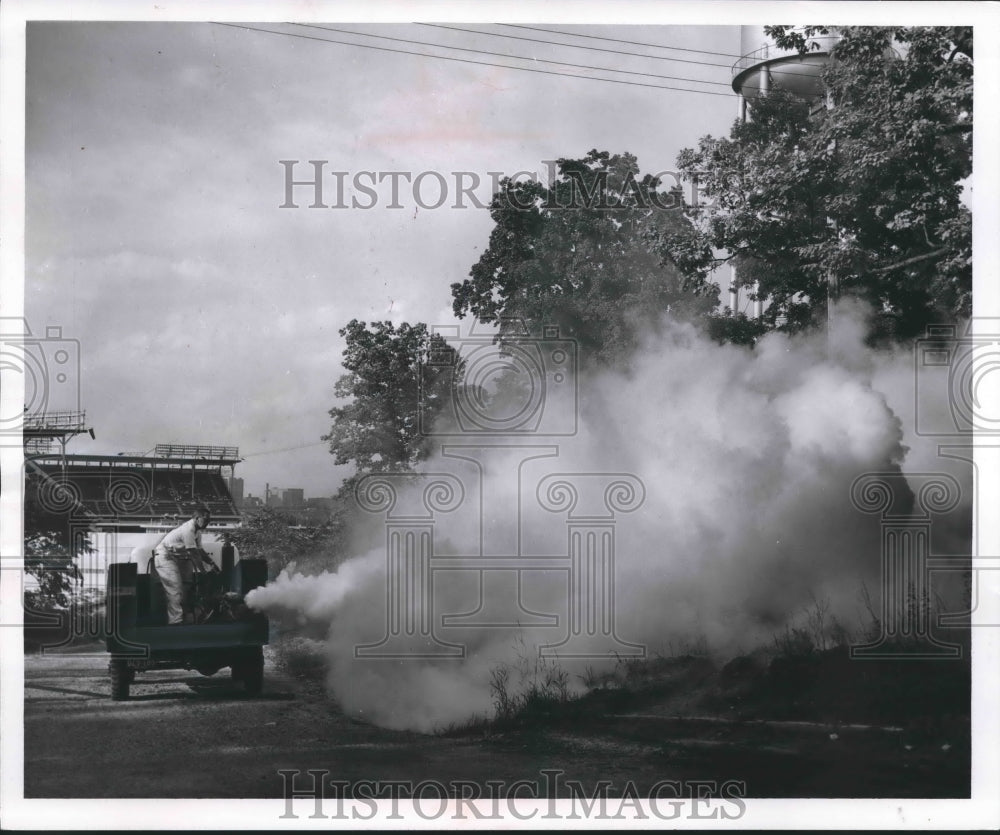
23;468;90;609
24;531;84;610
323;319;462;496
451;150;719;367
227;505;347;577
666;26;972;341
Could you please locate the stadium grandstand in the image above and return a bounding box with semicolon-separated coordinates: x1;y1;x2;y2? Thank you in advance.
25;439;242;590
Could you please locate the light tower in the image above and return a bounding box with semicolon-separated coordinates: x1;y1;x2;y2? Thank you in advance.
729;27;840;321
23;410;95;471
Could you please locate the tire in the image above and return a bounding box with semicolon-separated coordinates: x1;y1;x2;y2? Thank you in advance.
110;661;130;701
243;647;264;696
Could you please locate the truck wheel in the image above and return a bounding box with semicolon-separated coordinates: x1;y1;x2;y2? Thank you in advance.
243;647;264;696
110;661;130;701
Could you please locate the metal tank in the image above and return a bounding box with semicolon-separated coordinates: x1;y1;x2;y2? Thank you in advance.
731;26;839;101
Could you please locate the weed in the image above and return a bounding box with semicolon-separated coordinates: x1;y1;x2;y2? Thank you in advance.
486;632;576;728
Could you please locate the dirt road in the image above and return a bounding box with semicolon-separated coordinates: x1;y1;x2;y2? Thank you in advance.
24;649;695;801
22;650;967;801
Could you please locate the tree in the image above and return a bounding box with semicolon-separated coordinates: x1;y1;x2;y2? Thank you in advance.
227;505;347;577
24;531;84;610
704;311;770;348
23;467;89;611
324;320;462;496
666;27;972;341
451;150;718;367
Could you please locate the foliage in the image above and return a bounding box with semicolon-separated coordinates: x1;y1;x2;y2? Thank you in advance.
703;311;770;347
666;26;972;341
227;505;346;577
451;150;718;367
23;468;90;610
488;634;573;726
23;531;84;610
324;319;462;496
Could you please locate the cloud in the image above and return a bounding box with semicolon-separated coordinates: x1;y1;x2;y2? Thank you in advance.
24;21;739;494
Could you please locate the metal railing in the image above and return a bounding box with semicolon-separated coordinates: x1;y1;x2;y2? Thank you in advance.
154;443;240;460
23;410;87;430
24;438;55;454
732;34;840;79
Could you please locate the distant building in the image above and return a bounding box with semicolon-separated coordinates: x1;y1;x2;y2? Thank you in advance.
281;488;305;508
227;476;245;507
243;488;334;522
305;497;334;513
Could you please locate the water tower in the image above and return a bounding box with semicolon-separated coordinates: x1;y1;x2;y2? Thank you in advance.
732;26;840;109
727;27;840;318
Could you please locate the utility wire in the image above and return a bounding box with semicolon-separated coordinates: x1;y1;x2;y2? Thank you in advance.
292;22;731;88
420;23;832;81
242;440;327;459
212;23;734;97
498;23;748;60
420;23;739;71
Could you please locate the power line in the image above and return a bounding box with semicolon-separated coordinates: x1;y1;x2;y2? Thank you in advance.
242;440;327;459
420;23;739;72
292;22;731;88
212;22;734;97
499;23;748;60
420;23;833;82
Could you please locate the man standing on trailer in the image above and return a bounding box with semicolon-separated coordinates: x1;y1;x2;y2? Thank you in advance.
154;504;218;624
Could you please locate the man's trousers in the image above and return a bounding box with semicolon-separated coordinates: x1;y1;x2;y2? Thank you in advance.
155;552;195;624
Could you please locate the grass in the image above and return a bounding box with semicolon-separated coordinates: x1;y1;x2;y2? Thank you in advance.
488;633;573;728
438;586;972;739
255;579;972;742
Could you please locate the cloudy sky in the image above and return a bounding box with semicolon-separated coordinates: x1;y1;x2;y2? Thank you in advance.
21;12;743;496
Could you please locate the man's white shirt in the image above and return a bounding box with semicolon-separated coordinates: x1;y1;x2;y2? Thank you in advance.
155;519;203;555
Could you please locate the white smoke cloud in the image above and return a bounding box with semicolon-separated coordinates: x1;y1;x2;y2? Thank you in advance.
247;300;971;732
